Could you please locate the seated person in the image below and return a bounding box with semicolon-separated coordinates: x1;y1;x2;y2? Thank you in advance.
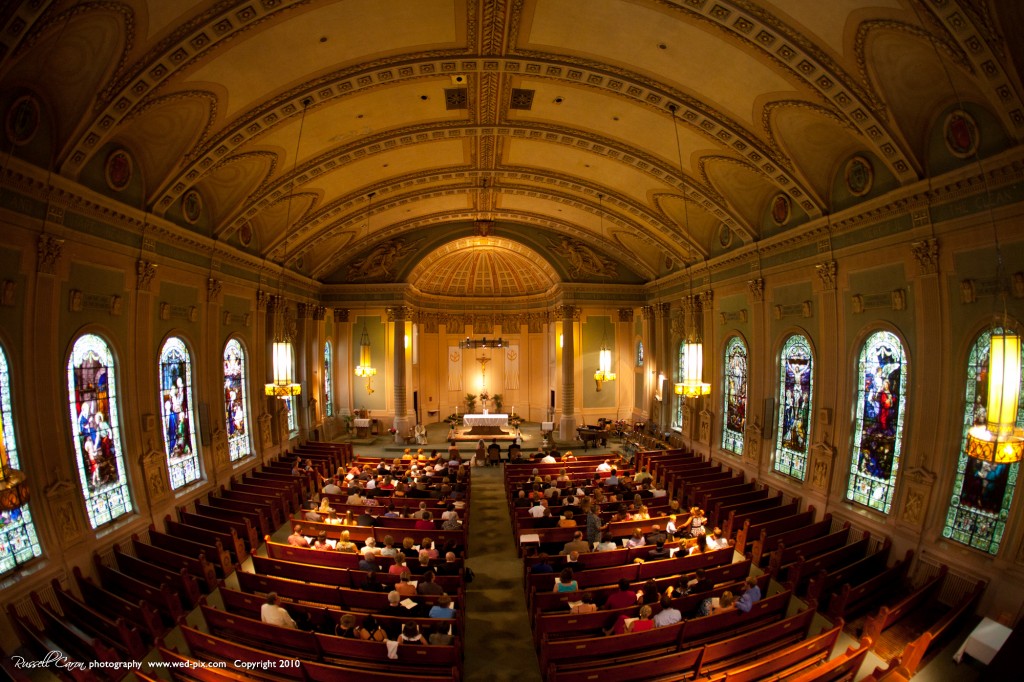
260;592;297;628
710;590;736;616
429;594;455;619
604;579;638;610
571;591;598;614
287;525;309;547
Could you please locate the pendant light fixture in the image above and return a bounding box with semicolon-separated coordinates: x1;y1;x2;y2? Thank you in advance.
669;103;710;398
354;193;377;393
264;98;311;400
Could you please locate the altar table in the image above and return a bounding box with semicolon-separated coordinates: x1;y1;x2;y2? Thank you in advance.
953;617;1011;664
462;413;509;436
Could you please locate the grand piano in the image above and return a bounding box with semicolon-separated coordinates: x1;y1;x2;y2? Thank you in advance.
576;426;609;450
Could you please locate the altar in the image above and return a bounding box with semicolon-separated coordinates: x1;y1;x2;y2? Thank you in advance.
462;413;509;436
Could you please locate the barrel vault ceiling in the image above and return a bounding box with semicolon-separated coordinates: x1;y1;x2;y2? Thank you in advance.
1;0;1021;294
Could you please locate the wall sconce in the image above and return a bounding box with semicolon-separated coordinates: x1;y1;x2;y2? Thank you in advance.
354;321;377;394
594;324;616;391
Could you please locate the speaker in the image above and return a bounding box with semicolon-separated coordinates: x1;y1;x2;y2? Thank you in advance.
550;390;556;408
198;402;212;445
413;391;419;412
763;397;776;440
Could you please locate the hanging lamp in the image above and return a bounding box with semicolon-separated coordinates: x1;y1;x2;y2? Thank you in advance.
353;193;378;393
264;99;310;400
668;103;710;398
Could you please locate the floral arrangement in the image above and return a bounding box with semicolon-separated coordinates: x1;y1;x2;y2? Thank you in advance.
388;427;397;435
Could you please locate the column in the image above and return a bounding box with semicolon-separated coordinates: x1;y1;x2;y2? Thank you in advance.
641;305;656;422
390;306;412;443
655;302;672;430
808;261;838;500
295;302;310;442
617;308;634;421
558;304;580;440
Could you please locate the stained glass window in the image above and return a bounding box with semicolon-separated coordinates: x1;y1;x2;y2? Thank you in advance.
67;334;132;528
942;328;1022;554
284;396;296;433
223;339;251;462
324;341;333;418
846;330;907;514
636;341;644;367
673;341;686;429
0;345;42;573
722;336;748;454
774;335;814;480
159;337;201;489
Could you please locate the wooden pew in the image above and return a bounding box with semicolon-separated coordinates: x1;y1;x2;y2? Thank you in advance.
178;508;259;552
93;555;184;623
250;555;464;594
861;564;948;644
217;488;285;528
205;493;277;534
6;603;97;681
784;535;870;595
217;586;459;643
112;546;202;608
130;534;219;592
769;525;851;581
194;499;271;538
164;515;247;563
805;539;891;605
29;593;124;676
787;636;873;682
147;525;233;578
235;570;462;612
177;626;305;680
822;547;911;622
701;623;842;681
73;565;164;640
740;509;819;563
897;577;986;676
200;604;320;659
697;606;818;676
51;579;148;660
725;500;801;545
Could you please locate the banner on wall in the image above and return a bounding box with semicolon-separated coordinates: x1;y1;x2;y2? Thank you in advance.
448;346;462;391
504;345;520;390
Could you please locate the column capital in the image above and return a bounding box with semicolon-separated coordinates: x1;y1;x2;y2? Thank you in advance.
386;305;410;321
207;277;222;303
912;238;939;276
136;259;157;292
312;305;326;321
816;260;837;291
747;278;764;302
555;304;580;320
37;234;63;275
333;307;349;322
617;308;634;322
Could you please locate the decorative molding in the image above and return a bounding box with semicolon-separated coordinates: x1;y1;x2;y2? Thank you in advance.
698;410;712;445
556;304;581;320
744;421;762;465
720;309;747;325
960;279;976;304
296;302;310;319
44;478;84;545
1;280;15;306
773;301;811;319
258;412;273;451
333;307;349;322
212;427;230;472
141;447;170;505
747;278;764;302
617;308;634;322
256;289;269;311
386;305;409;322
312;305;326;321
136;259;157;292
816;260;837;291
36;234;63;274
655;302;672;318
1013;272;1024;299
891;288;906;311
700;290;714;306
69;289;83;312
207;277;222;303
159;302;199;322
899;467;936;529
852;294;864;314
640;305;655;320
808;440;836;492
911;237;939;276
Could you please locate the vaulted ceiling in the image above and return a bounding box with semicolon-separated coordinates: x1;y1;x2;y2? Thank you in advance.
2;0;1021;295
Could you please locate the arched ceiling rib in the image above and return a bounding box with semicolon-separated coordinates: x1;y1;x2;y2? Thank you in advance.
2;0;1021;288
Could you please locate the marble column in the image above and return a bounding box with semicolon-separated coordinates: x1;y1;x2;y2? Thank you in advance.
558;304;580;440
390;306;413;443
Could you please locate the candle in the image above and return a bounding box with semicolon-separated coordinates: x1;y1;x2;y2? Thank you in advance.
511;405;515;416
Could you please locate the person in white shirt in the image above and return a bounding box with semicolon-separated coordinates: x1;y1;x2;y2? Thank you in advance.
541;453;557;463
596;460;612;473
652;595;682;627
705;527;728;550
633;467;653;484
260;592;297;628
528;500;547;518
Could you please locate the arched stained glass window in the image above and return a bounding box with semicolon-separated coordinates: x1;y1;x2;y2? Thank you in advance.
722;337;748;454
774;335;814;480
846;330;907;514
284;396;296;433
159;337;201;489
942;328;1022;554
673;341;686;429
67;334;132;528
324;341;333;418
223;339;251;462
0;345;42;573
636;341;644;367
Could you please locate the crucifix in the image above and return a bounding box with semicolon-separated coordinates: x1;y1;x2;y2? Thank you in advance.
477;355;491;390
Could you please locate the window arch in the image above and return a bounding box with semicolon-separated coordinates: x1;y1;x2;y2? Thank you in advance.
223;339;251;462
846;330;908;514
324;341;333;418
0;345;42;573
942;327;1023;554
673;341;686;429
67;334;133;528
159;337;201;489
636;340;644;367
774;334;814;480
722;336;748;454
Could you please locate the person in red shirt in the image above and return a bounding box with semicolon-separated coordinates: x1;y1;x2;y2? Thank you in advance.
415;511;435;530
603;579;638;610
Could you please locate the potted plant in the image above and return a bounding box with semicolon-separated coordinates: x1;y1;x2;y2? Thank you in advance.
465;393;477;413
492;393;503;412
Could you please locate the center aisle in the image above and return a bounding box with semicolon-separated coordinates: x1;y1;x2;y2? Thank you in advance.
464;463;543;682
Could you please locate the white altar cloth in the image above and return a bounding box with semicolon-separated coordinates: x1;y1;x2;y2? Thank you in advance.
953;617;1011;664
353;418;371;428
463;413;509;428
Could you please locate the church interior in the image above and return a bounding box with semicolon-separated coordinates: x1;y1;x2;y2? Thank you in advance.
1;0;1024;679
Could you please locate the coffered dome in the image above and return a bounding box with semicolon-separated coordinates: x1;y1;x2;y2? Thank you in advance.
409;237;559;297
